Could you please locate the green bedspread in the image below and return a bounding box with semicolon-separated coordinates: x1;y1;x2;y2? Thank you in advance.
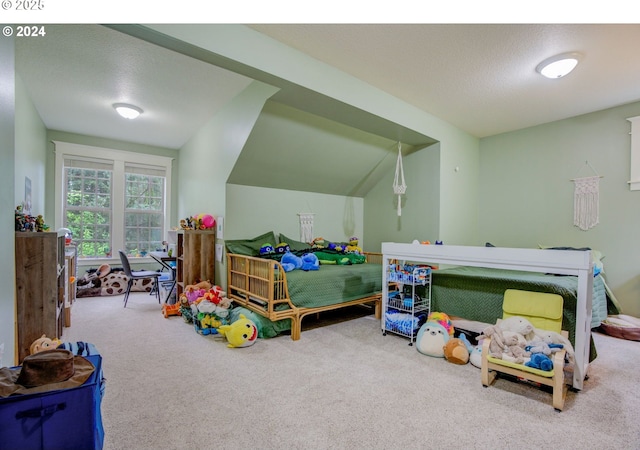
232;263;382;338
283;263;383;309
431;266;614;361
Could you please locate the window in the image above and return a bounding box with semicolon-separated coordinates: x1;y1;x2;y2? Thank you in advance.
64;157;113;258
55;142;173;260
124;165;165;256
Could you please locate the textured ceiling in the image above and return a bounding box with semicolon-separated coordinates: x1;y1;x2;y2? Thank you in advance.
16;24;640;148
16;24;253;149
249;24;640;137
13;24;640;198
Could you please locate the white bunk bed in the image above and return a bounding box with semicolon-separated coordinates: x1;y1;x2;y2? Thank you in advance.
381;242;593;390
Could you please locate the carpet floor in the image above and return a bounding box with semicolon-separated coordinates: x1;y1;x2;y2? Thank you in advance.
63;292;640;449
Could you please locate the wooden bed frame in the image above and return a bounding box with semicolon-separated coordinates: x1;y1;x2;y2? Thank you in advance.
226;252;383;340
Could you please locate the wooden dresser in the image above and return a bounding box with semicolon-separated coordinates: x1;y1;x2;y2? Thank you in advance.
176;230;216;297
14;231;66;363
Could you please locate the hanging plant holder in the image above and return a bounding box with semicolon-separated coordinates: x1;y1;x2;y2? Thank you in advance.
393;141;407;216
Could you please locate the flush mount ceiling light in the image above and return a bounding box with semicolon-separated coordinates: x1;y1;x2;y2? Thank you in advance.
536;52;582;79
113;103;143;119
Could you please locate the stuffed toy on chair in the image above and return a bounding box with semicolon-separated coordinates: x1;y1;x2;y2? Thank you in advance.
533;329;575;364
477;324;507;358
498;316;536;341
525;353;553;371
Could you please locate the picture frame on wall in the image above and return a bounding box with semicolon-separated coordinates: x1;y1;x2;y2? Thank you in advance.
24;176;32;215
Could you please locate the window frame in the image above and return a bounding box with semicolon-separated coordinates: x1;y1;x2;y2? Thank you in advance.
628;116;640;191
54;141;173;262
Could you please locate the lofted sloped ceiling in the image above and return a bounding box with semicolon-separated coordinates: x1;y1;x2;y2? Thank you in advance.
16;24;437;198
227;101;431;197
31;24;640;198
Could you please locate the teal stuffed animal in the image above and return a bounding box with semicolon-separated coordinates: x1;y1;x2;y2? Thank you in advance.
416;321;451;357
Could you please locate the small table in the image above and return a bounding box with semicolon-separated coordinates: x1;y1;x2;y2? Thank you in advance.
149;251;177;302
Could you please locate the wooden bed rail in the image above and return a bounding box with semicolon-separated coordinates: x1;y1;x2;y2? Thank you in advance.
226;252;382;340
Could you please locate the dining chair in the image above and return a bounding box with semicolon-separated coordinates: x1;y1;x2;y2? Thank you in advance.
118;250;161;307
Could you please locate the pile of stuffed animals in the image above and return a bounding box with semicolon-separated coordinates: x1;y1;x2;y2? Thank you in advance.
179;213;216;231
257;237;366;272
415;312;575;371
162;280;257;348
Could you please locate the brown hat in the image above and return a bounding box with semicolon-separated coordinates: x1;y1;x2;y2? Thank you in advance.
0;349;95;398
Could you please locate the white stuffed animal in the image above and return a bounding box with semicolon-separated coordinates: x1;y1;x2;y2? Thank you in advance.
533;329;575;364
498;316;536;341
469;345;483;368
416;322;450;358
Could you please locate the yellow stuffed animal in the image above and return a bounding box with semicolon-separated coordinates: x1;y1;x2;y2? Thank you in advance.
346;236;362;254
217;314;258;348
30;334;61;355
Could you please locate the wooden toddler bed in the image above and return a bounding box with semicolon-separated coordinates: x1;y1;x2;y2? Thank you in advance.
226;252;383;340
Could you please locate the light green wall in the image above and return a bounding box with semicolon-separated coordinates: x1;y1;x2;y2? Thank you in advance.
147;24;481;250
437;129;481;245
226;184;364;243
364;143;441;246
5;72;47;366
178;80;279;285
1;36;16;366
15;75;47;219
479;101;640;317
224;183;364;292
229;100;400;197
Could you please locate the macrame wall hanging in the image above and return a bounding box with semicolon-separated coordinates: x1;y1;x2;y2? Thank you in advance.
571;161;603;231
393;141;406;216
297;213;315;243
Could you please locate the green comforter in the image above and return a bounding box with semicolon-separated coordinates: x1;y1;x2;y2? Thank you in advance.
431;266;615;361
232;262;382;338
284;263;382;309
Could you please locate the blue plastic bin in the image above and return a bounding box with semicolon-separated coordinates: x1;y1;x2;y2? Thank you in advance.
0;354;105;450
